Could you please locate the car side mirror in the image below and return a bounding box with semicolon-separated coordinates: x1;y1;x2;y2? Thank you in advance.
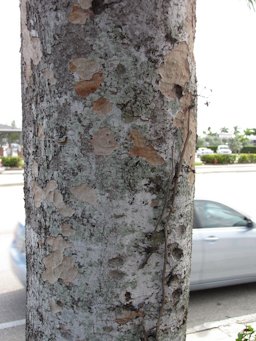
246;218;254;228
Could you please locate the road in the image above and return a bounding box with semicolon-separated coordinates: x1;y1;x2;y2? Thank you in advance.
0;171;25;340
1;166;256;338
187;282;256;328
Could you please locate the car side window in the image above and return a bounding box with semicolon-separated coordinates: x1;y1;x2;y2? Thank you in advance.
194;200;248;228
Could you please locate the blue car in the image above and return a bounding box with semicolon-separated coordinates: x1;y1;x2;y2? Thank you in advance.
10;222;26;286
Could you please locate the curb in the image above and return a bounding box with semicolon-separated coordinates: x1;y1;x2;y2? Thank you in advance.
195;165;256;174
187;313;256;335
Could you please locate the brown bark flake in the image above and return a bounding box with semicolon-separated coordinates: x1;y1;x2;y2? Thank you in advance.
91;128;117;155
93;97;113;116
68;4;92;24
129;129;165;166
75;72;103;97
115;310;144;325
158;42;190;99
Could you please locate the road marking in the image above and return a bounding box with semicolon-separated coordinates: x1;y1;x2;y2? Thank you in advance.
0;183;23;187
0;319;25;330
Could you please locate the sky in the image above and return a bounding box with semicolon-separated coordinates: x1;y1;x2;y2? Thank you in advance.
195;0;256;134
0;0;255;134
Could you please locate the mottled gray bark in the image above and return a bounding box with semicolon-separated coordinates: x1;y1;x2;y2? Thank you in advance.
21;0;197;340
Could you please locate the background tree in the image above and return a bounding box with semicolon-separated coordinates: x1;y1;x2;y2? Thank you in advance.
21;1;196;340
227;127;249;153
220;127;229;133
244;128;256;136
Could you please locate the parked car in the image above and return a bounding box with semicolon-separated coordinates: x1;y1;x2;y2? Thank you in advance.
191;200;256;290
216;144;232;154
196;147;214;157
10;200;256;291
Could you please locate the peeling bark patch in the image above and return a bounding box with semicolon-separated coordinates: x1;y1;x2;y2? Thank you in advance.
43;254;78;284
50;300;63;314
32;161;39;178
91;128;117;155
32;182;45;208
46;182;75;217
43;67;57;85
68;58;103;97
75;72;103;97
115;310;144;325
45;180;58;202
42;236;78;284
21;0;42;83
70;184;97;206
68;4;92;24
32;180;74;217
109;270;126;280
79;0;93;10
69;58;101;80
158;43;190;98
129;129;165;166
108;256;124;267
61;223;75;236
47;235;70;251
92;97;113;116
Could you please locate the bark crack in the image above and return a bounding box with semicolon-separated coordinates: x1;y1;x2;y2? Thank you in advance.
155;105;193;340
91;0;122;14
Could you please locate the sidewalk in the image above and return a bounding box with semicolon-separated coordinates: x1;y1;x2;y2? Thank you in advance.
0;169;24;187
196;164;256;174
187;313;256;340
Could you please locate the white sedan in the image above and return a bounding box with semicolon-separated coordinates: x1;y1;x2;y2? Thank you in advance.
196;147;214;157
216;145;232;154
191;200;256;290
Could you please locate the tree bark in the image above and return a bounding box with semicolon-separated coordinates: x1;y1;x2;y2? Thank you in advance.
21;0;196;340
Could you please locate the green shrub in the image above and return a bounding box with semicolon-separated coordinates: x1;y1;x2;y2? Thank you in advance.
241;146;256;154
206;146;217;153
201;154;236;164
248;154;256;163
237;154;256;163
1;156;23;168
236;325;256;341
237;154;250;163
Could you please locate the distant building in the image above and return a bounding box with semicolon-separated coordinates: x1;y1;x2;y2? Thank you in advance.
247;135;256;144
0;124;22;157
218;132;234;140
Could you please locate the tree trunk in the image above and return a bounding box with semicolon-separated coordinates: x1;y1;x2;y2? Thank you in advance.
21;0;196;340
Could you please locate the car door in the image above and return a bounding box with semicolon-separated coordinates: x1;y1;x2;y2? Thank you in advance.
195;200;256;286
